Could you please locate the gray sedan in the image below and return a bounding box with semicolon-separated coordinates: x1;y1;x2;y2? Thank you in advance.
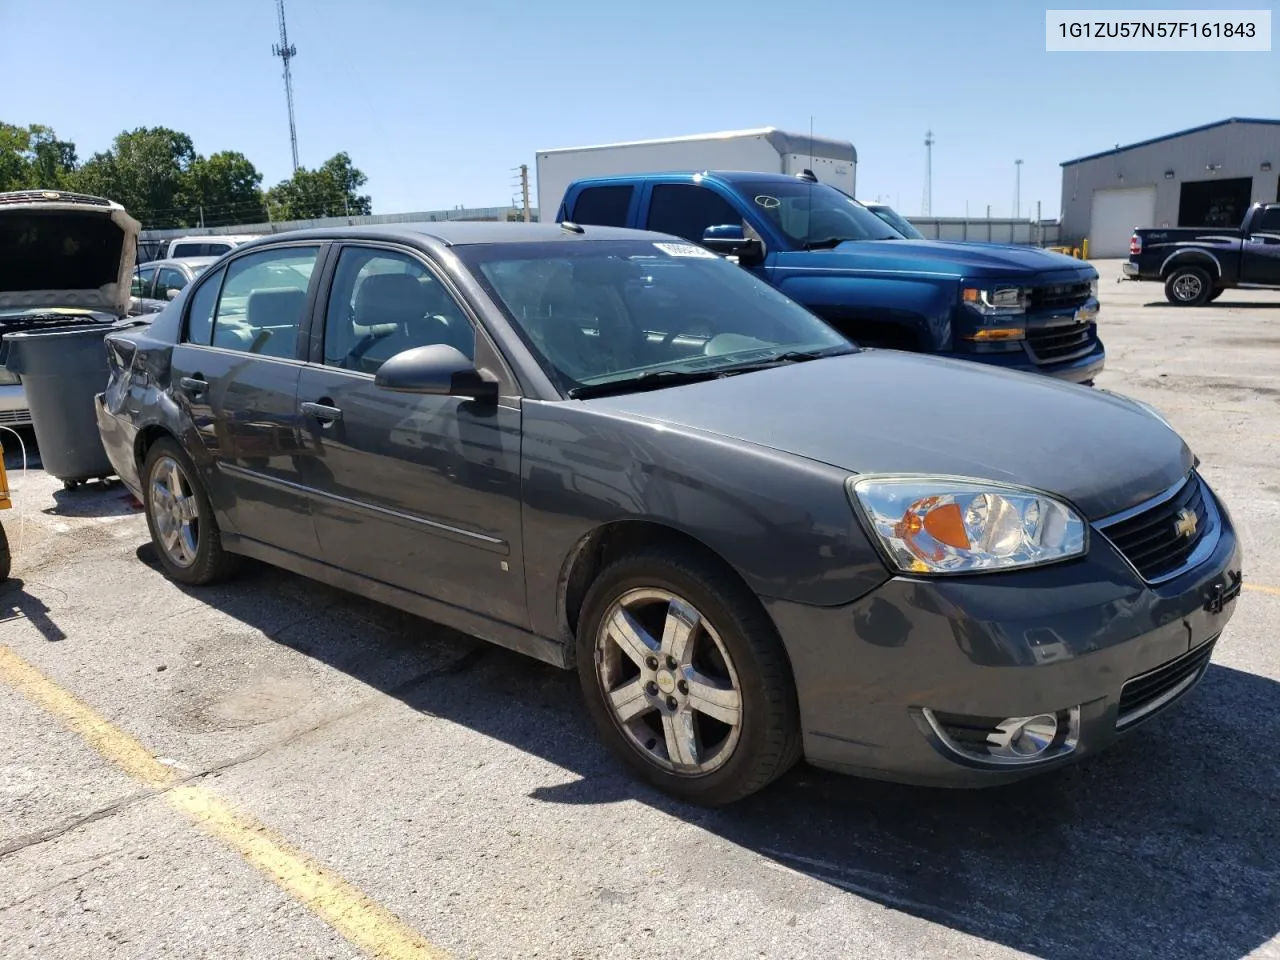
96;222;1243;805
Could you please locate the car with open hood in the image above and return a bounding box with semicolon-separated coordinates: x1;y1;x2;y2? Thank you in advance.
0;189;140;426
95;221;1241;805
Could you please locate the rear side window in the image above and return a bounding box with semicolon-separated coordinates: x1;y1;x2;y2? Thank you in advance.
1255;206;1280;234
569;185;633;226
184;266;226;346
646;184;742;244
211;247;320;358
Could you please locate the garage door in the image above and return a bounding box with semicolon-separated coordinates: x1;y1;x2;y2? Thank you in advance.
1089;185;1157;258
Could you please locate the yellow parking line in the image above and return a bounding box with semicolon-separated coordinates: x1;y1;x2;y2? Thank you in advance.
0;646;449;960
1244;583;1280;597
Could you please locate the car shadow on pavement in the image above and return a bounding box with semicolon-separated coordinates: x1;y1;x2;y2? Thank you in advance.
1143;300;1280;310
152;552;1279;960
43;481;139;519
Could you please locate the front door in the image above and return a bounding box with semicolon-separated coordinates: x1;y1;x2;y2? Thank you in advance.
169;243;324;557
1241;206;1280;286
295;243;526;627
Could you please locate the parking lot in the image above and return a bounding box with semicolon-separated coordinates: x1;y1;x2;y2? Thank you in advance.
1;256;1278;960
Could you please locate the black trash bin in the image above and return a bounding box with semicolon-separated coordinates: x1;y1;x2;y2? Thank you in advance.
3;319;117;488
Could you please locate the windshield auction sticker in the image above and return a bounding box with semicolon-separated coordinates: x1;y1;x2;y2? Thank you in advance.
654;242;719;258
1046;9;1271;50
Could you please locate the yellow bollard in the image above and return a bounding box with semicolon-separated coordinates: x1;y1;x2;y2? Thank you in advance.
1082;238;1089;260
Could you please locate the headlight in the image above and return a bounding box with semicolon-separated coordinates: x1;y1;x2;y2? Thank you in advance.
1089;278;1099;298
0;366;18;385
961;286;1029;315
849;477;1087;575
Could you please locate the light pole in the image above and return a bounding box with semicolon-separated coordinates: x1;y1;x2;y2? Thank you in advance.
1014;159;1023;219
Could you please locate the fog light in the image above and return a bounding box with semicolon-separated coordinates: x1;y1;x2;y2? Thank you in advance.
987;714;1058;759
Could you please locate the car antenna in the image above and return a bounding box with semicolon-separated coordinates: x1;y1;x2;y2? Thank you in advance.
560;221;585;234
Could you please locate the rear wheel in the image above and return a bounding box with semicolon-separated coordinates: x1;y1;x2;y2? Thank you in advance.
141;438;239;585
1164;265;1213;306
576;546;801;805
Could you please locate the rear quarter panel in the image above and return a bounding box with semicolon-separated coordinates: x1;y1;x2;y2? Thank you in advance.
1135;228;1243;283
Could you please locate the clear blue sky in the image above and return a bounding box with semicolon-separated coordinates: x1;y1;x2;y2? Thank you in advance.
2;0;1276;219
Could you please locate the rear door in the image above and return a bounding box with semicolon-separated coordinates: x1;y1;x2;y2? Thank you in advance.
1240;206;1280;285
294;242;527;627
169;241;327;556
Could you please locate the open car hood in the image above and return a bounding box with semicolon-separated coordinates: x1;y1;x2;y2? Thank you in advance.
0;190;142;317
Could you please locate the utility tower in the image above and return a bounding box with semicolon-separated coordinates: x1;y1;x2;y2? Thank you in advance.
272;0;300;173
1014;158;1023;219
511;165;532;222
922;130;934;216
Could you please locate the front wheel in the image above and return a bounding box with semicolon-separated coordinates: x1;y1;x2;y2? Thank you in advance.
1164;265;1213;306
576;546;801;806
141;438;239;585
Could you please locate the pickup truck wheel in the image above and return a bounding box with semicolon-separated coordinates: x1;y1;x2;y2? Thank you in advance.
1164;265;1213;306
576;546;801;806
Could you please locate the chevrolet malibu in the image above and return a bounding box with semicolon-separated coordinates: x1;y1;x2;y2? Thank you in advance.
96;221;1243;805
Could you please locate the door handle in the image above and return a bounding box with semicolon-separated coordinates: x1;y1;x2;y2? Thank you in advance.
178;376;208;396
301;401;343;423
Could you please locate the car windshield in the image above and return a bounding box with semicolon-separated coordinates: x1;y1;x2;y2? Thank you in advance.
867;205;924;240
740;180;904;248
458;239;856;397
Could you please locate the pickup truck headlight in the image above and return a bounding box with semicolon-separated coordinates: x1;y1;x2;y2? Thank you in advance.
849;477;1086;575
962;286;1029;315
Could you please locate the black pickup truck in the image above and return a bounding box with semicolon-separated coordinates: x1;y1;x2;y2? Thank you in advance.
1124;201;1280;305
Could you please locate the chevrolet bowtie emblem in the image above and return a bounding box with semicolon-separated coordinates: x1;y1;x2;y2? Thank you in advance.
1174;508;1199;539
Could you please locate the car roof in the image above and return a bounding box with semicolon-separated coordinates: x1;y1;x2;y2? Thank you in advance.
567;170;813;189
234;220;666;250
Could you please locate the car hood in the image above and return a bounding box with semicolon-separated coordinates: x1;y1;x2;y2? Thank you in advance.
0;193;141;316
788;239;1098;282
581;351;1192;520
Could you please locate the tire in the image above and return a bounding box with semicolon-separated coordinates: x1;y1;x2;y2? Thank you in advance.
0;520;10;582
1164;265;1213;306
141;437;239;585
576;546;801;806
1208;287;1225;302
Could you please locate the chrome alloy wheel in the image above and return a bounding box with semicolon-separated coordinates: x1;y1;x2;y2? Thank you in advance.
1172;273;1203;301
148;455;200;568
595;588;744;775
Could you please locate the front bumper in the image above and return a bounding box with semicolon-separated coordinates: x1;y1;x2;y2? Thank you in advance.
0;383;31;427
766;480;1243;787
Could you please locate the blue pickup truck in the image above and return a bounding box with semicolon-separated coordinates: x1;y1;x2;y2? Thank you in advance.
557;171;1104;383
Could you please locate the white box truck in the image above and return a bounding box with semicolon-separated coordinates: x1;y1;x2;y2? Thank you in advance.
534;127;857;221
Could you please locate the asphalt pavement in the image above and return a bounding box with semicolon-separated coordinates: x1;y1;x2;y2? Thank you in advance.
1;258;1278;960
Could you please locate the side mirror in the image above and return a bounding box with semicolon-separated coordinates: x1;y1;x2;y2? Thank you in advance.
374;343;499;401
165;288;181;300
701;224;764;263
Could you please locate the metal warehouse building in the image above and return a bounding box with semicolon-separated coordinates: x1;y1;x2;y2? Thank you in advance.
1059;117;1280;257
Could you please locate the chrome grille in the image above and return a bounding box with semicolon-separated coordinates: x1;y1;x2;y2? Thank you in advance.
1097;474;1212;582
1116;636;1217;730
0;190;112;207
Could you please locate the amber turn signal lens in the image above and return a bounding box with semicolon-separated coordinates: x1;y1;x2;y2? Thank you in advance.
922;502;969;549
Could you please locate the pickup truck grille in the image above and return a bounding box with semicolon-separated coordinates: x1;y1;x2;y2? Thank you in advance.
1097;473;1210;583
1029;281;1092;312
1026;321;1095;364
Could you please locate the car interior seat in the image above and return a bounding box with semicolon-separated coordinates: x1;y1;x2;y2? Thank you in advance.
244;288;306;357
347;273;456;372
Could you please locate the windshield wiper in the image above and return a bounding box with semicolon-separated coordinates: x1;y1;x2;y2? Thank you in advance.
718;345;857;372
567;368;729;400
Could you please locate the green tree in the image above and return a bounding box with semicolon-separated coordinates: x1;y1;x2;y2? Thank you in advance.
0;122;78;191
266;152;372;221
72;126;197;226
181;151;268;225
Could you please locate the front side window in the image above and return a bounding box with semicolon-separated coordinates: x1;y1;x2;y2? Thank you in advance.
459;239;853;396
207;246;319;357
322;246;475;374
646;184;743;244
156;267;188;297
741;180;903;248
